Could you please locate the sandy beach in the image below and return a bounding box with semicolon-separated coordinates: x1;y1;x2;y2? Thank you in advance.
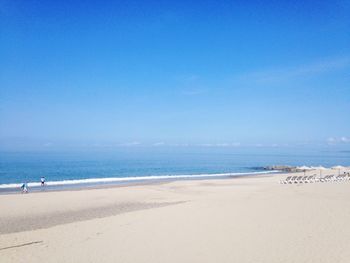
1;169;350;263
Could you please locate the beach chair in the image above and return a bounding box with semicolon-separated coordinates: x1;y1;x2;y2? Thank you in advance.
288;176;298;184
292;176;299;184
330;175;337;182
334;175;341;182
306;175;315;183
280;176;292;184
337;175;346;182
295;176;304;184
300;176;308;183
325;175;336;182
319;175;330;183
313;175;321;183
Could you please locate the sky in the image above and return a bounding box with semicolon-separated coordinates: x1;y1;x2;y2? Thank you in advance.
0;0;349;151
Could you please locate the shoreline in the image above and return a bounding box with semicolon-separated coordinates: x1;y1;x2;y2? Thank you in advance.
0;170;281;195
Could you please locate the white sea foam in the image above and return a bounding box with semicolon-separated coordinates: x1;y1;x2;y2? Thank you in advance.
0;171;279;189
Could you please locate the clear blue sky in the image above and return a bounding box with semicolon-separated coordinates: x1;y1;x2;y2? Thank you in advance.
1;0;349;150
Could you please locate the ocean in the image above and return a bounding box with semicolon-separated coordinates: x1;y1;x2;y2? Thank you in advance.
0;147;349;192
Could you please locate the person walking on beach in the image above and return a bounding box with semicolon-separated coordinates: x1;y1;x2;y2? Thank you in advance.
41;176;46;186
21;182;28;193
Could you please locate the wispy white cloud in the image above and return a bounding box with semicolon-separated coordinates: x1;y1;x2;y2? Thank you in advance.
176;74;209;96
198;142;241;147
120;141;141;146
340;137;350;143
169;143;190;147
182;88;208;96
153;142;165;146
181;74;199;82
327;136;350;145
235;56;350;84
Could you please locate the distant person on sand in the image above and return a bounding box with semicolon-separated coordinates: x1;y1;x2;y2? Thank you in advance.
21;182;28;193
41;176;46;186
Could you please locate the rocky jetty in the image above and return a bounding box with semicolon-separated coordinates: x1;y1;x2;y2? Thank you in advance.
264;165;298;172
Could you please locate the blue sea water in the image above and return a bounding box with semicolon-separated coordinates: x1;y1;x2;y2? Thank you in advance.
0;147;349;190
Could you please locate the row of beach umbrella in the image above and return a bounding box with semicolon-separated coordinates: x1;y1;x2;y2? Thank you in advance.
297;165;347;170
297;165;348;176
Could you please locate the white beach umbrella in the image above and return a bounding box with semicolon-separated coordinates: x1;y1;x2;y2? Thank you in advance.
331;165;345;170
298;165;312;170
311;166;326;169
331;165;345;175
297;165;313;172
311;166;327;177
297;166;312;176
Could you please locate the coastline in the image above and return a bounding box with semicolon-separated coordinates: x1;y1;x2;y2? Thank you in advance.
0;170;280;195
1;168;350;262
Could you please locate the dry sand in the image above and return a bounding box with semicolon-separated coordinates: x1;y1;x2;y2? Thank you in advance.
1;169;350;263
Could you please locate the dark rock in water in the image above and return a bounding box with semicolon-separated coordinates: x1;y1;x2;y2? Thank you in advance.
264;165;297;172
